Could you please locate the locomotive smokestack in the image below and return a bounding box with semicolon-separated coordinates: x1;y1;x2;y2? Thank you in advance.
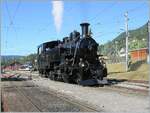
80;23;90;38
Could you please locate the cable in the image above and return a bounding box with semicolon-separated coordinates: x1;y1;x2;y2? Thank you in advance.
37;23;51;34
94;31;119;38
11;0;21;40
5;0;13;24
12;0;21;21
92;3;146;28
127;3;146;13
88;2;117;22
5;0;21;25
4;0;21;54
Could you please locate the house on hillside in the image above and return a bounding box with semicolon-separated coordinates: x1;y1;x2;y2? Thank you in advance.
130;48;148;61
119;48;126;57
118;47;148;62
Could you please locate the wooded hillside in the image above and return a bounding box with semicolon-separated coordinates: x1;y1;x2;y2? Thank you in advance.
99;22;148;55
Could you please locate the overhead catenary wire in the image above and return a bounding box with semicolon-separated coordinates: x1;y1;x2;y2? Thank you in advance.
92;2;146;28
91;3;147;44
12;0;21;21
5;0;20;27
127;3;146;13
5;0;21;38
4;0;22;54
88;2;117;22
37;5;74;34
3;2;147;45
94;31;119;38
5;0;12;49
5;0;21;29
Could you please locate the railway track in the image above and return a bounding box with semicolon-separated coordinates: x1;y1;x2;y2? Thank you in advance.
1;80;99;112
13;86;42;112
36;72;149;94
3;71;149;95
40;86;101;112
106;79;149;95
1;82;41;112
6;70;149;94
1;71;149;112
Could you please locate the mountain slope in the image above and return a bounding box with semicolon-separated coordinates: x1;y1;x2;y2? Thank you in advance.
1;54;36;67
99;22;149;55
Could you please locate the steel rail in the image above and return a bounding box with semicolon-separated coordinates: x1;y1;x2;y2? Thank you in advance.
11;82;42;112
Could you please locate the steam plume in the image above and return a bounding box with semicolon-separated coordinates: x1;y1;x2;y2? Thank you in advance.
52;0;64;33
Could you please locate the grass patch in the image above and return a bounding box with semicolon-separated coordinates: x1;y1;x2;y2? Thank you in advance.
107;61;149;81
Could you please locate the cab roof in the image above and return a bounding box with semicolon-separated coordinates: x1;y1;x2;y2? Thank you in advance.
37;40;61;48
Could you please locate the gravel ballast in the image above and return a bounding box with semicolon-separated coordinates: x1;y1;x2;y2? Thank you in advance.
32;78;149;112
15;71;150;112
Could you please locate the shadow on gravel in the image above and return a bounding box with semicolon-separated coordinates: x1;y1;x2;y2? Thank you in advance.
1;101;4;112
47;78;127;87
107;79;127;86
108;71;125;75
1;77;28;81
83;79;127;87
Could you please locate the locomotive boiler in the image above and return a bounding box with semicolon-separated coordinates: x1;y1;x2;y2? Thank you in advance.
37;23;107;85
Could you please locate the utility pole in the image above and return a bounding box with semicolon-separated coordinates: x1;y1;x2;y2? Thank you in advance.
148;20;150;64
125;12;129;72
147;1;150;64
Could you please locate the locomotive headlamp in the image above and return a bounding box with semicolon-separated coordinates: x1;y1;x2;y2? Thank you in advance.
79;60;89;71
81;63;85;67
79;58;85;67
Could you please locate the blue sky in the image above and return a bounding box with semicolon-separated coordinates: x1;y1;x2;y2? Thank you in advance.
1;0;149;55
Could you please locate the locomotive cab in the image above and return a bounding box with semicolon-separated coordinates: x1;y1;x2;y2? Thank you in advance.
37;41;62;77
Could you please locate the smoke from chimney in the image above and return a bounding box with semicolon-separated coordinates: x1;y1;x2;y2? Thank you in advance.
52;0;64;33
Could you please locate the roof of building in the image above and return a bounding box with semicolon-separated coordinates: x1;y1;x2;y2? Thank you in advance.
129;48;148;52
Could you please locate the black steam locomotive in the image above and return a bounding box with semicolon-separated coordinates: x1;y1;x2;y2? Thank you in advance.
37;23;107;85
